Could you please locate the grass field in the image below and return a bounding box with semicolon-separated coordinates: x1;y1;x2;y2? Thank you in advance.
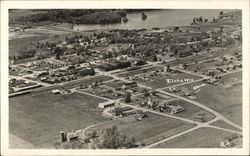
9;33;51;57
155;127;241;148
210;120;241;132
194;72;242;126
9;92;108;148
163;72;242;126
86;113;194;146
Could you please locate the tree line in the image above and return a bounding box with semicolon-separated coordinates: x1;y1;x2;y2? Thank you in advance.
12;9;129;24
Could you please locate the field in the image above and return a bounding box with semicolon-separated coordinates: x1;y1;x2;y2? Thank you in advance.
85;113;194;146
163;72;242;126
194;72;242;126
9;32;51;57
210;120;241;132
155;127;242;148
9;91;108;148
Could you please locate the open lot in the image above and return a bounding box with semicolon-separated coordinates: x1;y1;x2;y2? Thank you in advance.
9;92;108;148
155;127;242;148
86;113;194;147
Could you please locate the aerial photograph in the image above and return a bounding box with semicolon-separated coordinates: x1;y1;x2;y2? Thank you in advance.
8;9;242;149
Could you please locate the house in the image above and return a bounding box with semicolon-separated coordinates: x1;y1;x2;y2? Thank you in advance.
98;101;115;109
123;82;138;88
166;105;184;114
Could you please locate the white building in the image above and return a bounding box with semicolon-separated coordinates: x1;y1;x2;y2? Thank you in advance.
98;101;115;109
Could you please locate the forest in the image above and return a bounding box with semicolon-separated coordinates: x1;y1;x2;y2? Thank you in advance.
10;9;129;24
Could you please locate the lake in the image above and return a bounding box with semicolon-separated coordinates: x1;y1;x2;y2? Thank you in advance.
74;9;230;31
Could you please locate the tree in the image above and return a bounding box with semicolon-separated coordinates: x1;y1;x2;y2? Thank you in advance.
219;11;224;16
142;88;150;97
193;17;196;24
55;47;63;60
113;107;123;116
123;92;131;103
167;64;171;72
213;17;216;22
173;48;179;60
182;63;188;69
91;126;136;149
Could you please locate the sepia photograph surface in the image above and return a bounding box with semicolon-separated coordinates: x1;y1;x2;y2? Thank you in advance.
1;0;249;155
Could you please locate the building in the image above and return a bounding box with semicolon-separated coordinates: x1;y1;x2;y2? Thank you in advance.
66;131;78;142
166;105;184;114
51;89;61;94
98;101;115;109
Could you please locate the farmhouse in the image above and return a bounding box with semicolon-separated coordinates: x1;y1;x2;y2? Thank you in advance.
98;100;115;109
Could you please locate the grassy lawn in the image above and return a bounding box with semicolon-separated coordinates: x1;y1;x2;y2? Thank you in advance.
86;113;194;146
210;120;241;132
9;92;108;148
155;127;242;148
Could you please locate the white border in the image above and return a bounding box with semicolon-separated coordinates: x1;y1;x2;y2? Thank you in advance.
1;0;249;155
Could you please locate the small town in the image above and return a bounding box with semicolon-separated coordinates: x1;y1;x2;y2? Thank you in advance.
8;9;243;149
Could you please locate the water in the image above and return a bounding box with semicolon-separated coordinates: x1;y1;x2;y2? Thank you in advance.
74;9;228;31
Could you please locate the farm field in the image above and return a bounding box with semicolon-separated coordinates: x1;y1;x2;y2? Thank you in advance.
9;92;108;148
155;127;242;148
85;113;195;147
